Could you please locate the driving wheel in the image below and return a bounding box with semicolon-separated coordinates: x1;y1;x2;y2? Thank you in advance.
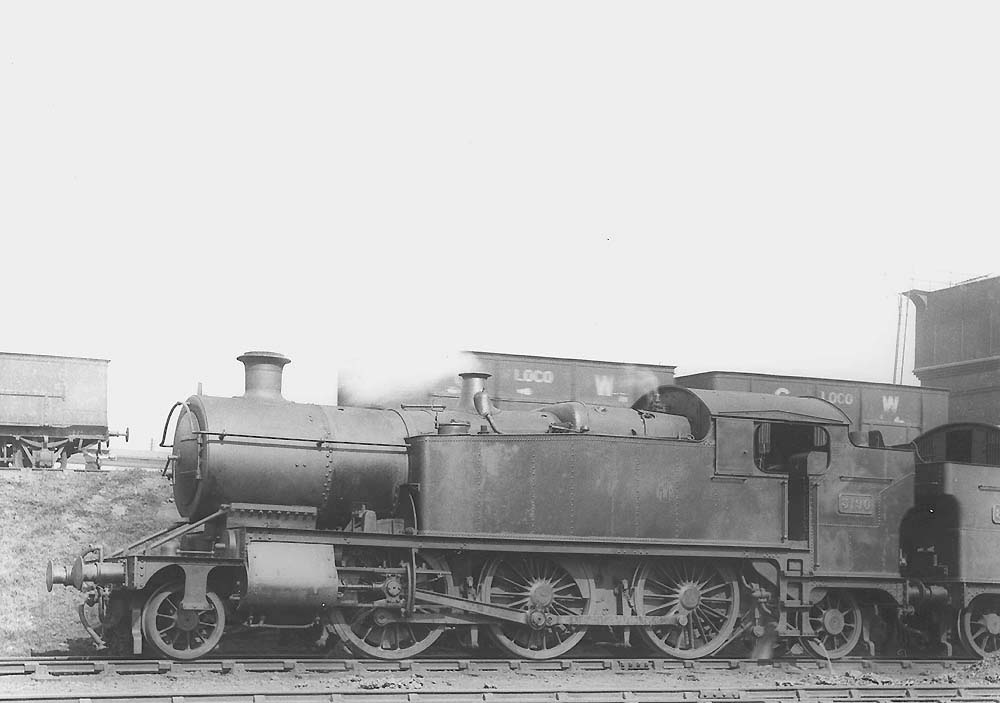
330;552;455;659
633;557;740;659
481;554;594;659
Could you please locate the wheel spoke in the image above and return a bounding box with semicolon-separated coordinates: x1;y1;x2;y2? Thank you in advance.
697;603;727;624
648;577;680;594
552;572;574;587
701;595;734;606
549;600;576;616
498;573;530;589
660;565;684;587
692;612;711;642
700;582;730;597
506;562;534;586
645;600;680;615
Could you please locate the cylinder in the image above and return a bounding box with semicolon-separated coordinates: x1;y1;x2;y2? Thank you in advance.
243;541;340;609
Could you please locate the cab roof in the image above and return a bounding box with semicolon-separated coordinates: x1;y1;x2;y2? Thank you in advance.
913;422;1000;467
633;385;850;440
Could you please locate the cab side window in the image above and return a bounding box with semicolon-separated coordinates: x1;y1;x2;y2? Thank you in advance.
754;422;829;472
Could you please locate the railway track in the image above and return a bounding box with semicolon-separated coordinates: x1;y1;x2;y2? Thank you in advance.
2;685;1000;703
0;655;987;677
3;657;999;703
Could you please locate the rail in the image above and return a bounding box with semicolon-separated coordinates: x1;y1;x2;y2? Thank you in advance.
1;683;999;703
0;655;987;677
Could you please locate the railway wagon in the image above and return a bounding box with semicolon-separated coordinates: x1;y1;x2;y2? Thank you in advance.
0;352;113;469
677;371;949;446
49;351;995;662
338;351;677;411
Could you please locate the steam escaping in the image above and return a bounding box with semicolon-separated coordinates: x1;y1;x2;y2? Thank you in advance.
623;367;663;399
337;348;482;408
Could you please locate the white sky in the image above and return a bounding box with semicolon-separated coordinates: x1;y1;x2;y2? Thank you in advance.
1;2;997;449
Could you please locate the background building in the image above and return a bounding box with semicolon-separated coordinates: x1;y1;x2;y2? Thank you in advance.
907;275;1000;424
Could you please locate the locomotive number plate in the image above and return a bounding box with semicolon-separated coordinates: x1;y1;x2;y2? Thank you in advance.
838;493;875;516
993;505;1000;525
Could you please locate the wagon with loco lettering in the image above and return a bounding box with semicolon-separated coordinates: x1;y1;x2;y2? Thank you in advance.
677;371;949;446
338;350;676;410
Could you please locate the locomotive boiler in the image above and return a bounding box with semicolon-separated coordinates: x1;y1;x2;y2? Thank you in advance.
47;352;1000;661
164;351;435;527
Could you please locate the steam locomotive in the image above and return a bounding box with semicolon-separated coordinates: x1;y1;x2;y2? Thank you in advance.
48;352;1000;661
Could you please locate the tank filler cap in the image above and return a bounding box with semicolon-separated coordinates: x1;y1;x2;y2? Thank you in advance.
237;351;291;400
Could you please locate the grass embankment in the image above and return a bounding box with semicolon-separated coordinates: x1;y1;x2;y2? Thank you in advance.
0;469;176;655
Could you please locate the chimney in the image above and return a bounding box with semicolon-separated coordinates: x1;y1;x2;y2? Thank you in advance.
456;372;492;413
237;351;291;400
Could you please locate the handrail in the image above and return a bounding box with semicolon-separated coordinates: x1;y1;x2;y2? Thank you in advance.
108;509;227;559
192;430;406;449
159;402;183;449
108;522;187;560
143;509;227;554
